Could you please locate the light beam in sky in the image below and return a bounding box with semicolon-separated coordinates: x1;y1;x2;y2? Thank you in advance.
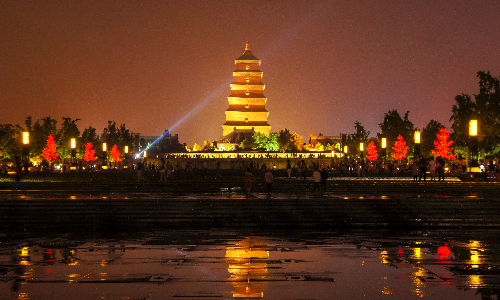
136;79;231;157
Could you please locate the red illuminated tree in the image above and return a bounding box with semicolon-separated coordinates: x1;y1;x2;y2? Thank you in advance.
430;128;457;160
83;143;98;161
390;134;408;160
42;134;59;161
110;144;122;162
366;141;379;162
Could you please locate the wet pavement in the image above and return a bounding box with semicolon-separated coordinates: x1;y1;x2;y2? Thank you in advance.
1;178;500;299
2;229;500;299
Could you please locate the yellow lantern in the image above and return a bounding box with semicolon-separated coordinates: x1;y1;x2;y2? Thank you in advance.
143;151;147;158
359;142;364;151
381;138;386;149
70;138;76;149
22;132;29;145
414;131;421;144
124;146;129;154
344;145;348;153
102;143;107;152
469;120;478;136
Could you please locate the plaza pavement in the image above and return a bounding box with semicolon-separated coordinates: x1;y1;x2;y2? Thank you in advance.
1;171;499;236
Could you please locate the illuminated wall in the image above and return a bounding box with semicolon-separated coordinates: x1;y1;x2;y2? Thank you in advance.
223;42;271;137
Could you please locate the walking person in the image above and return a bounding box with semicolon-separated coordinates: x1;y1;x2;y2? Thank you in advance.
320;168;328;192
244;167;252;195
437;156;446;181
313;168;321;193
418;156;427;181
412;161;419;181
301;160;307;180
265;168;273;195
428;157;436;181
286;160;292;179
136;160;145;182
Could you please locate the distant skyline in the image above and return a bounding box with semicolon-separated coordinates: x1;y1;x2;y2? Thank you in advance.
2;1;500;146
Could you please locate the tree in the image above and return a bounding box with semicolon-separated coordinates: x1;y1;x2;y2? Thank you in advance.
366;140;379;162
101;121;134;153
277;128;292;152
110;144;122;162
390;134;408;160
58;117;81;159
83;143;98;161
81;126;100;149
203;141;215;151
422;120;445;156
42;134;59;161
0;124;23;160
253;132;279;151
192;143;202;152
239;136;256;150
290;132;303;151
377;110;414;157
32;116;58;156
430;128;457;160
450;71;500;157
348;121;370;158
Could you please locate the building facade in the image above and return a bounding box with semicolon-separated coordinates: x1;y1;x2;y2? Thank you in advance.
222;42;271;137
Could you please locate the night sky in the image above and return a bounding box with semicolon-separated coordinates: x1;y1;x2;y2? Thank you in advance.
2;1;500;146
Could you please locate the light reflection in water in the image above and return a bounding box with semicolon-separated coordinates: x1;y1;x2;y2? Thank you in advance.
466;240;485;267
465;274;483;288
226;237;269;298
413;247;422;259
17;293;29;300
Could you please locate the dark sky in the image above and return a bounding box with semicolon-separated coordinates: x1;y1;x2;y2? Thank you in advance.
2;1;500;146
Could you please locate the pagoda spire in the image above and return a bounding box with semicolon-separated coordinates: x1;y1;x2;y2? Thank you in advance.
245;41;250;51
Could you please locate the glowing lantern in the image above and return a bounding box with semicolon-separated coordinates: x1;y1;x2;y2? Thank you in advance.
124;146;129;154
144;151;147;158
414;131;420;144
70;138;76;149
359;142;364;151
344;145;348;153
102;143;107;152
469;120;477;136
381;138;386;149
22;132;29;145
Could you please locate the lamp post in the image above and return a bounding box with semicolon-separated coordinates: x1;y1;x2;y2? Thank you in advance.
469;119;478;170
343;145;348;164
22;132;29;172
124;146;129;169
414;131;421;157
359;142;364;162
102;143;107;168
381;137;387;158
70;138;76;167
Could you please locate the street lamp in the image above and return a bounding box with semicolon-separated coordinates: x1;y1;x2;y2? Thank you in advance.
414;131;421;157
22;132;29;145
143;150;147;158
469;119;478;169
102;143;107;168
381;138;387;160
359;142;365;166
22;132;30;171
70;138;76;167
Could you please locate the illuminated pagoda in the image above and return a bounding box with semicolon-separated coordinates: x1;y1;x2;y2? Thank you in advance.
222;42;270;137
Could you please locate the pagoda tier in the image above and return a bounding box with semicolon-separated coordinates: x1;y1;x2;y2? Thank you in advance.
222;42;271;137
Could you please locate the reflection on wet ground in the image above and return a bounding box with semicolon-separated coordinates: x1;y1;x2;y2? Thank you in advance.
2;229;500;299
